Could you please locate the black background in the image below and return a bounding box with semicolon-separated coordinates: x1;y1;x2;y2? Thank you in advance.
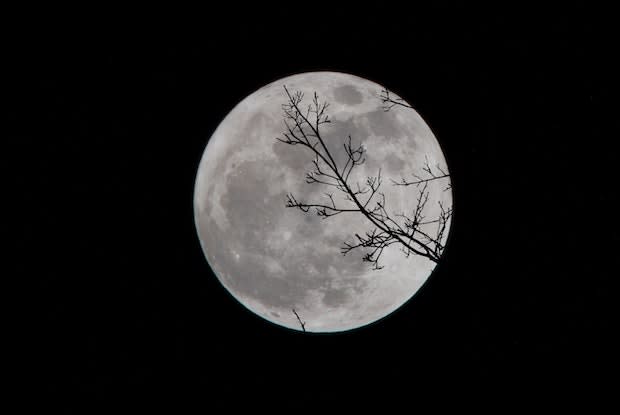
12;4;617;411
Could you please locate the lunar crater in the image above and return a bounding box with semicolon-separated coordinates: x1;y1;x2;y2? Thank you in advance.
333;84;364;105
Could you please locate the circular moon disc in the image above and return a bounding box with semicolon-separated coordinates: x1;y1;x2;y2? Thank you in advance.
194;72;452;332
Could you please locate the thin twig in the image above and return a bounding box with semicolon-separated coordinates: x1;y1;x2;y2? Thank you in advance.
292;309;306;332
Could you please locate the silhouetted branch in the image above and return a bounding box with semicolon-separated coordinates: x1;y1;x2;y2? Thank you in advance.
391;155;452;191
292;309;306;332
380;88;413;111
276;86;452;269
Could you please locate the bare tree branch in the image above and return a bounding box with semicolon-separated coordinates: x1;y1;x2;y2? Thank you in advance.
380;87;413;111
276;86;452;269
391;155;452;191
292;309;306;332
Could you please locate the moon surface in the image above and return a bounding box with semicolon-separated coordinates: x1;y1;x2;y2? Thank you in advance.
194;72;452;332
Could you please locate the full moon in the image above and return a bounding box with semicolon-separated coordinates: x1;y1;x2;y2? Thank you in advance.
194;72;452;332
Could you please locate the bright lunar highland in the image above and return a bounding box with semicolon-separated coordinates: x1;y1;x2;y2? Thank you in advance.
194;72;452;332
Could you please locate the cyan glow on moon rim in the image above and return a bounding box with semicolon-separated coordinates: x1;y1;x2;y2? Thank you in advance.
194;72;452;332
